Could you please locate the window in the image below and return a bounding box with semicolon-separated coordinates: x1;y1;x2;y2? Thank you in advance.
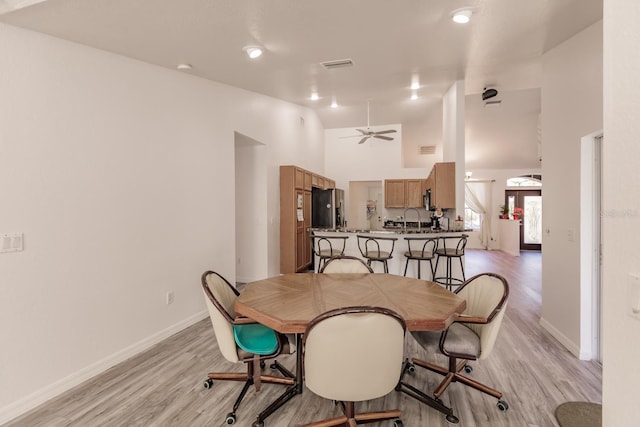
464;204;481;230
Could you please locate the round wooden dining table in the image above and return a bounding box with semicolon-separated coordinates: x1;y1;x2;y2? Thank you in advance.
234;272;466;427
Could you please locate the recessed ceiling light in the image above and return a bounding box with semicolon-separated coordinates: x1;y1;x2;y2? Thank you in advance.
244;46;263;59
411;93;418;100
411;82;420;90
452;8;472;24
177;63;192;71
310;93;319;101
331;101;338;108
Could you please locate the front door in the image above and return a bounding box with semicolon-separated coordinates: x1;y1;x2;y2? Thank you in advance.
505;190;542;251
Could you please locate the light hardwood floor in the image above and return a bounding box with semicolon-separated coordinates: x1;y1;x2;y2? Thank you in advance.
3;250;601;427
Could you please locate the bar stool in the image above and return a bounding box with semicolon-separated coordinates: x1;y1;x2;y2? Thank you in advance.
357;234;398;273
433;234;468;290
403;237;438;280
312;234;349;272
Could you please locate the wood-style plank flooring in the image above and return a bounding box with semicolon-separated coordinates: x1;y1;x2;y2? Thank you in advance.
3;250;602;427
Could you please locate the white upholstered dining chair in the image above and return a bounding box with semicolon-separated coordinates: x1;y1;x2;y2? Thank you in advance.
298;306;406;427
409;272;510;415
201;270;296;425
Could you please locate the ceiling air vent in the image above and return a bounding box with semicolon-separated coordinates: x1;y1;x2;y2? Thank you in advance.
419;145;436;155
321;59;354;70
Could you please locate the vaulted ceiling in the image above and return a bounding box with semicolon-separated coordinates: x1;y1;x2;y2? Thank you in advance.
0;0;602;169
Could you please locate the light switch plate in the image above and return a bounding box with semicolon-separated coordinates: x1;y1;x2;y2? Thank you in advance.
1;233;23;253
628;273;640;320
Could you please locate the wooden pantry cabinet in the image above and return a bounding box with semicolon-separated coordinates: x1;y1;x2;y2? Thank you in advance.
384;179;427;208
280;165;335;273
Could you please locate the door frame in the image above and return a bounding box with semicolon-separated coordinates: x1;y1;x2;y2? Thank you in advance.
505;190;542;251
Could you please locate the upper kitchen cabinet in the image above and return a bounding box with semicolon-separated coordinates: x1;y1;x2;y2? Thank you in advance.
294;167;312;191
384;179;405;208
384;179;427;208
426;162;455;209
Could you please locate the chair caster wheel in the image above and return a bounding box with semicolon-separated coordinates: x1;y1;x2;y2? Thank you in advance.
407;363;416;374
251;421;264;427
260;360;266;369
445;413;459;424
497;400;509;411
464;364;473;374
203;379;213;389
225;412;236;424
393;419;404;427
270;363;277;370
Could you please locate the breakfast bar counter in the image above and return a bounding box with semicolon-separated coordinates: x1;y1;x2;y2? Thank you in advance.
312;228;470;278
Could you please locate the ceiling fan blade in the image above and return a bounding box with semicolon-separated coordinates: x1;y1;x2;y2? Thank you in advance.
373;129;397;135
355;129;370;135
339;135;361;139
373;135;394;141
358;137;369;144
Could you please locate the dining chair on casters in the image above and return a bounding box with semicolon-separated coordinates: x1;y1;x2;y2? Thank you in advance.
407;273;510;421
403;237;438;280
200;271;296;426
312;233;349;272
356;234;398;273
319;255;373;273
298;306;406;427
433;234;468;290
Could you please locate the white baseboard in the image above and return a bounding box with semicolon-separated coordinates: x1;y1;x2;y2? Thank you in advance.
539;317;583;359
0;310;208;425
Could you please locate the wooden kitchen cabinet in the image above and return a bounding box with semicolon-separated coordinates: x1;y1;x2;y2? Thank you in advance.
384;179;406;208
384;179;427;208
406;179;427;208
280;165;334;273
426;162;455;209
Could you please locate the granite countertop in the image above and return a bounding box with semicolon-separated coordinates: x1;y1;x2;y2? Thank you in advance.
311;228;471;234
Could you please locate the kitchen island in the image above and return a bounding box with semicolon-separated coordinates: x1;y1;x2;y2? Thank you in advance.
312;228;470;279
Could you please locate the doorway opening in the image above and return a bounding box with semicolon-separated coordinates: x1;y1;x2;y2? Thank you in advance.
580;131;603;362
234;132;266;284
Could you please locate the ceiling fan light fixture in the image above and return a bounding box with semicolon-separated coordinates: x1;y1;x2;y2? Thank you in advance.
452;8;472;24
244;46;263;59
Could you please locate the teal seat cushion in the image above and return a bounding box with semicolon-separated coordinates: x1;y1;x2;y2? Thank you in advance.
233;323;279;355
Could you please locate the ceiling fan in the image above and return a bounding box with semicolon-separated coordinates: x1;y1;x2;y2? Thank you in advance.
340;101;397;144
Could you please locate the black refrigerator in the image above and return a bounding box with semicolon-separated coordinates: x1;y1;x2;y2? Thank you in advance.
311;188;345;229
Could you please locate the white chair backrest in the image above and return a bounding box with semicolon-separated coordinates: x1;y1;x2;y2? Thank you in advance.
304;307;406;402
457;273;509;360
321;257;373;273
202;271;240;363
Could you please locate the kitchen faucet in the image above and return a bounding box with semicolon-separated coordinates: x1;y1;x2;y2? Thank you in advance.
403;207;421;232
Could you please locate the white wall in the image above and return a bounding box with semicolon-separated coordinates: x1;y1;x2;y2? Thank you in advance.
540;21;603;358
324;126;433;228
402;104;443;169
602;1;640;424
0;23;324;422
443;81;466;217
